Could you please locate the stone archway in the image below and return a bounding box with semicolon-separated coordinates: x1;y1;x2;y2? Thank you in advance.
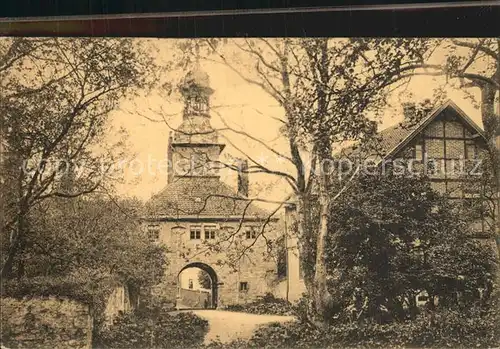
178;262;219;309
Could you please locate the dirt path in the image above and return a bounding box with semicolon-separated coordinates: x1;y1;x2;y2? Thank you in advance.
189;310;296;344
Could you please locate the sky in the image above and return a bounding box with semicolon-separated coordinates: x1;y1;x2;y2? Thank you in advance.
108;38;486;206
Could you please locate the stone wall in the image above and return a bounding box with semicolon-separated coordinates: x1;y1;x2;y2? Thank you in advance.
178;288;210;309
0;297;93;349
150;220;280;308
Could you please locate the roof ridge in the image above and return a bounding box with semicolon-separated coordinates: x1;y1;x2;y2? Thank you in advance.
145;176;274;218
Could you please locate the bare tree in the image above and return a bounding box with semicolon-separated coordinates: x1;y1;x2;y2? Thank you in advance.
152;38;434;324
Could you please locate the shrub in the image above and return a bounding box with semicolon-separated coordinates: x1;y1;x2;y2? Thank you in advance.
225;293;294;316
325;172;497;322
400;306;500;348
238;305;500;349
0;275;117;318
251;321;325;349
96;305;209;349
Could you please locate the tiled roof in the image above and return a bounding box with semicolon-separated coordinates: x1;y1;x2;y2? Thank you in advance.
339;100;486;162
145;176;272;220
339;121;419;161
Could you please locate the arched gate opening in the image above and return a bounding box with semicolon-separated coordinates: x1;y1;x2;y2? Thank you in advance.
177;262;218;309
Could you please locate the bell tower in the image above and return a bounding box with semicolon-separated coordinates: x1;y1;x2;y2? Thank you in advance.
167;65;225;183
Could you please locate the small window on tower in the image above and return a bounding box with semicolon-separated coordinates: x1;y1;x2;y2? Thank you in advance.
190;226;201;240
239;282;248;292
193;95;208;114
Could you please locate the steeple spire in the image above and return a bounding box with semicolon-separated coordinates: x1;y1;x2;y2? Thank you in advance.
179;62;213;118
174;64;217;144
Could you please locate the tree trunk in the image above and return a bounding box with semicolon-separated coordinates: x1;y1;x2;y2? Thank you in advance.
312;153;336;326
1;160;27;279
312;192;334;325
2;201;28;279
480;84;500;260
1;236;19;279
294;194;314;291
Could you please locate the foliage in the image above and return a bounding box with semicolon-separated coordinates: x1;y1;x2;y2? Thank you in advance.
0;195;167;331
323;172;497;323
208;305;499;349
21;196;167;290
225;293;294;316
457;154;497;238
174;37;435;268
0;272;119;332
96;306;209;349
0;274;117;309
0;37;159;278
198;269;212;289
406;38;500;262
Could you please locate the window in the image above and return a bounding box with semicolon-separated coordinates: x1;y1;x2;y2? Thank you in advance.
415;143;424;161
185;95;209;115
239;282;248;292
147;225;160;242
465;141;477;159
417;295;428;302
425;159;438;175
190;153;207;175
204;225;217;240
188;279;194;289
245;227;257;239
190;226;201;240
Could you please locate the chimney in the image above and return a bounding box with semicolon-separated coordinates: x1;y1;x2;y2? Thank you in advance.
421;98;433;115
236;159;249;197
402;102;416;121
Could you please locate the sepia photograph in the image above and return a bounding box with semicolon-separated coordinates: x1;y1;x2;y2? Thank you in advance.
1;35;499;348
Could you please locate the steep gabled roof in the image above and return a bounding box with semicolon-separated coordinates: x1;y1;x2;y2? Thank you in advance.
383;99;486;159
144;176;273;221
340;99;487;163
286;100;487;209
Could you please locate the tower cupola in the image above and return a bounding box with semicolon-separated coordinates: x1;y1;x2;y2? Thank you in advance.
179;64;214;117
168;65;225;179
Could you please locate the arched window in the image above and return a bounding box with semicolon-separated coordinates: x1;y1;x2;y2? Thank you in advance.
185;94;209;115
